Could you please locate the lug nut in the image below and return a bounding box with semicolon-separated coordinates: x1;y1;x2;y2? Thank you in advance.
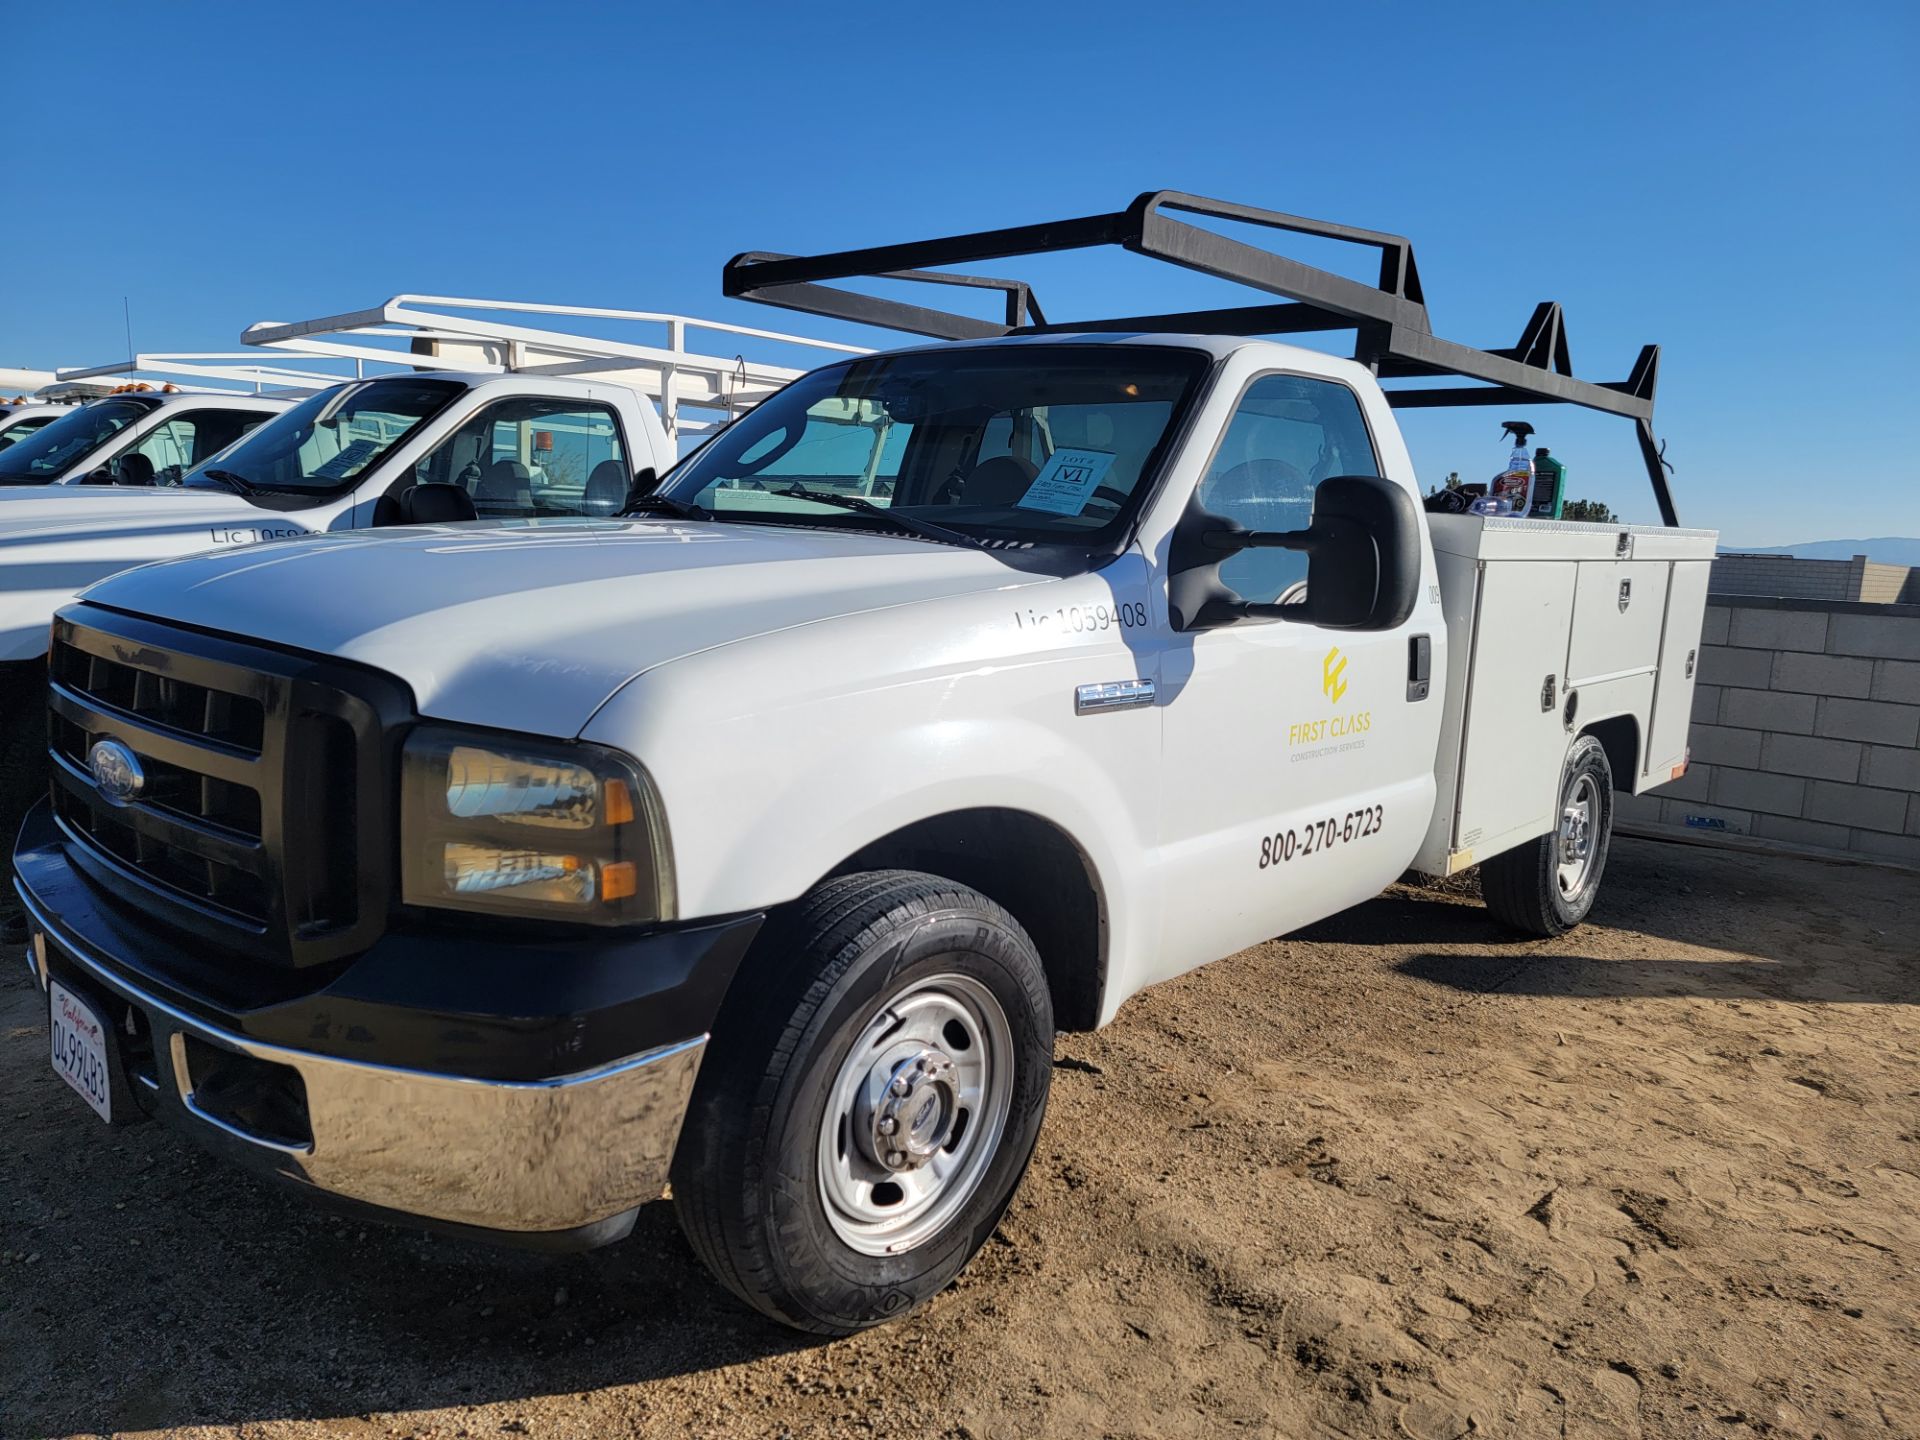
877;1116;896;1135
886;1150;906;1169
891;1077;910;1097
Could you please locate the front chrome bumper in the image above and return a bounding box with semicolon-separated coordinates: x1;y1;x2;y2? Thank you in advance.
21;884;705;1239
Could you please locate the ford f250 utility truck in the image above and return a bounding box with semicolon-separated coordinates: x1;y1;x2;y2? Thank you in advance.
0;305;865;865
14;195;1714;1335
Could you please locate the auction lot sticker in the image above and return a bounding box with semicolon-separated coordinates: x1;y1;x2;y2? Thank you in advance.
1016;448;1117;515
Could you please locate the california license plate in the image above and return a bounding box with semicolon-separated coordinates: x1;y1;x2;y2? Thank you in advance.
49;981;112;1123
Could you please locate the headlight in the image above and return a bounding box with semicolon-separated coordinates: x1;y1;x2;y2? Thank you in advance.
400;728;674;924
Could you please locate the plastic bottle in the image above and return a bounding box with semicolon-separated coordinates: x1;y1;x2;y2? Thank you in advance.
1530;447;1566;519
1488;420;1535;517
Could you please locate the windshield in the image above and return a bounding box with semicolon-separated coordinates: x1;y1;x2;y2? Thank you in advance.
661;345;1210;549
184;378;463;494
0;398;155;483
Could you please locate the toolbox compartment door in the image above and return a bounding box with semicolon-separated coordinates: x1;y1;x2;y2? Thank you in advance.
1451;560;1577;857
1567;560;1668;684
1644;560;1712;783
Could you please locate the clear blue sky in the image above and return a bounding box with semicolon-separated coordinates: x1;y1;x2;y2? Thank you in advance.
8;2;1915;547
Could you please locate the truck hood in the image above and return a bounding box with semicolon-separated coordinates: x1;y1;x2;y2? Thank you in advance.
78;518;1056;735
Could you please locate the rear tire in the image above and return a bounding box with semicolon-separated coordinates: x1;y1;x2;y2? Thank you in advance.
1481;734;1614;937
671;869;1054;1335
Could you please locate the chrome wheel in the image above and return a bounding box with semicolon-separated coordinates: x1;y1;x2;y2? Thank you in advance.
816;973;1015;1257
1557;772;1600;898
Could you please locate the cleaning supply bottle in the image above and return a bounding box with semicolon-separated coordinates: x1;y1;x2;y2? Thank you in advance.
1488;421;1535;517
1530;447;1566;518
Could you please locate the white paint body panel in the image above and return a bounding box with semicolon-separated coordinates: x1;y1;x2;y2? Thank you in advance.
0;374;673;662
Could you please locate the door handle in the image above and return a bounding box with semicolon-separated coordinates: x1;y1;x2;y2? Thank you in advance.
1407;634;1431;702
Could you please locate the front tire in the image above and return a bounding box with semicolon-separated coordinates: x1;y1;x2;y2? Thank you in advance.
1481;734;1614;937
671;870;1054;1334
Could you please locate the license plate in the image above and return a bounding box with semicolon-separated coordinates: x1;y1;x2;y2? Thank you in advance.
50;981;112;1123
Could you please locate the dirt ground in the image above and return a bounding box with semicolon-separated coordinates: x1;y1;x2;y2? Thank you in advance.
2;834;1916;1440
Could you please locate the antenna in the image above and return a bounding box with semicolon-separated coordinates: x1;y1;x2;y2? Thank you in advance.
122;297;134;362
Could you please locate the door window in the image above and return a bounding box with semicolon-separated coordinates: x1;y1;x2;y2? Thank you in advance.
412;398;629;517
0;415;58;452
109;408;273;485
1196;374;1379;604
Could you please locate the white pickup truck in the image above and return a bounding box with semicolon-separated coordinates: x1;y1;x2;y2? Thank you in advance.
13;195;1714;1335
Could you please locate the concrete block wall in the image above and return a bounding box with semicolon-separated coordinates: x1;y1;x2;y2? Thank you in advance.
1618;595;1920;866
1710;552;1920;605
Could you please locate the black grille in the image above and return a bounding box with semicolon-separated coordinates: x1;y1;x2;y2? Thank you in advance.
44;610;408;966
49;641;265;751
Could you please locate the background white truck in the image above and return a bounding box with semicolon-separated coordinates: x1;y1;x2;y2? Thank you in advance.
0;303;865;867
13;194;1712;1335
0;352;354;488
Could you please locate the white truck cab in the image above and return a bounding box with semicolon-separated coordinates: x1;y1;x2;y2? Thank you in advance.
14;195;1715;1337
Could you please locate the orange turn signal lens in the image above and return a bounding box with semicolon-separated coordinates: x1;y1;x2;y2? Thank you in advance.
604;780;635;826
600;861;638;902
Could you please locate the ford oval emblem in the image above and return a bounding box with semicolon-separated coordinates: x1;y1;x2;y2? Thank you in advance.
88;739;145;805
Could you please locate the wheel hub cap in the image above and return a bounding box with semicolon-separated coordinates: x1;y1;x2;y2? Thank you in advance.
870;1050;959;1171
816;975;1015;1257
1556;773;1600;895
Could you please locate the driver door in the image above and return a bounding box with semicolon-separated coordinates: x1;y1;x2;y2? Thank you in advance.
1147;372;1438;984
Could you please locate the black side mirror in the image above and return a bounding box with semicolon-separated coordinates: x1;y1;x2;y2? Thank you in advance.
1169;475;1422;632
626;466;659;502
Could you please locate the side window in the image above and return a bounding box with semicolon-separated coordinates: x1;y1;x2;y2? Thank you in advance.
115;416;198;485
186;409;273;469
0;415;57;452
1195;374;1379;604
412;400;629;518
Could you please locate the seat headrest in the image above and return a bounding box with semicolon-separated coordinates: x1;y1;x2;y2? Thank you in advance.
399;482;478;525
117;452;156;486
958;454;1038;508
476;458;532;500
583;459;631;516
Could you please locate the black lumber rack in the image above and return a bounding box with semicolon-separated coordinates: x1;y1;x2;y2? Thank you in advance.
723;191;1677;525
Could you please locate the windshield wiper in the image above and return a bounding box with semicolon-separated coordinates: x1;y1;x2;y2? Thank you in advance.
192;468;258;495
775;485;989;551
620;491;709;521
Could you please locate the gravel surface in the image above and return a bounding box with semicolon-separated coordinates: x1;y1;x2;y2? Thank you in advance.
3;835;1916;1439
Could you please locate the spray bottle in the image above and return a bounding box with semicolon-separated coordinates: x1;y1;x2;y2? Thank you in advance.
1488;420;1536;517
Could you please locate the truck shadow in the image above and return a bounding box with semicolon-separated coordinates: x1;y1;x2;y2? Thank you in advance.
1296;835;1919;999
1392;949;1919;1007
0;975;827;1434
13;1199;823;1435
1290;835;1919;1007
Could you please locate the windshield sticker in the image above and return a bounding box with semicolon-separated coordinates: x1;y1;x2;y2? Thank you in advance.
1014;448;1117;516
309;437;380;480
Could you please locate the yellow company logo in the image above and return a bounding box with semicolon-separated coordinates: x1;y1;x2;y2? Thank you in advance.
1322;646;1349;703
